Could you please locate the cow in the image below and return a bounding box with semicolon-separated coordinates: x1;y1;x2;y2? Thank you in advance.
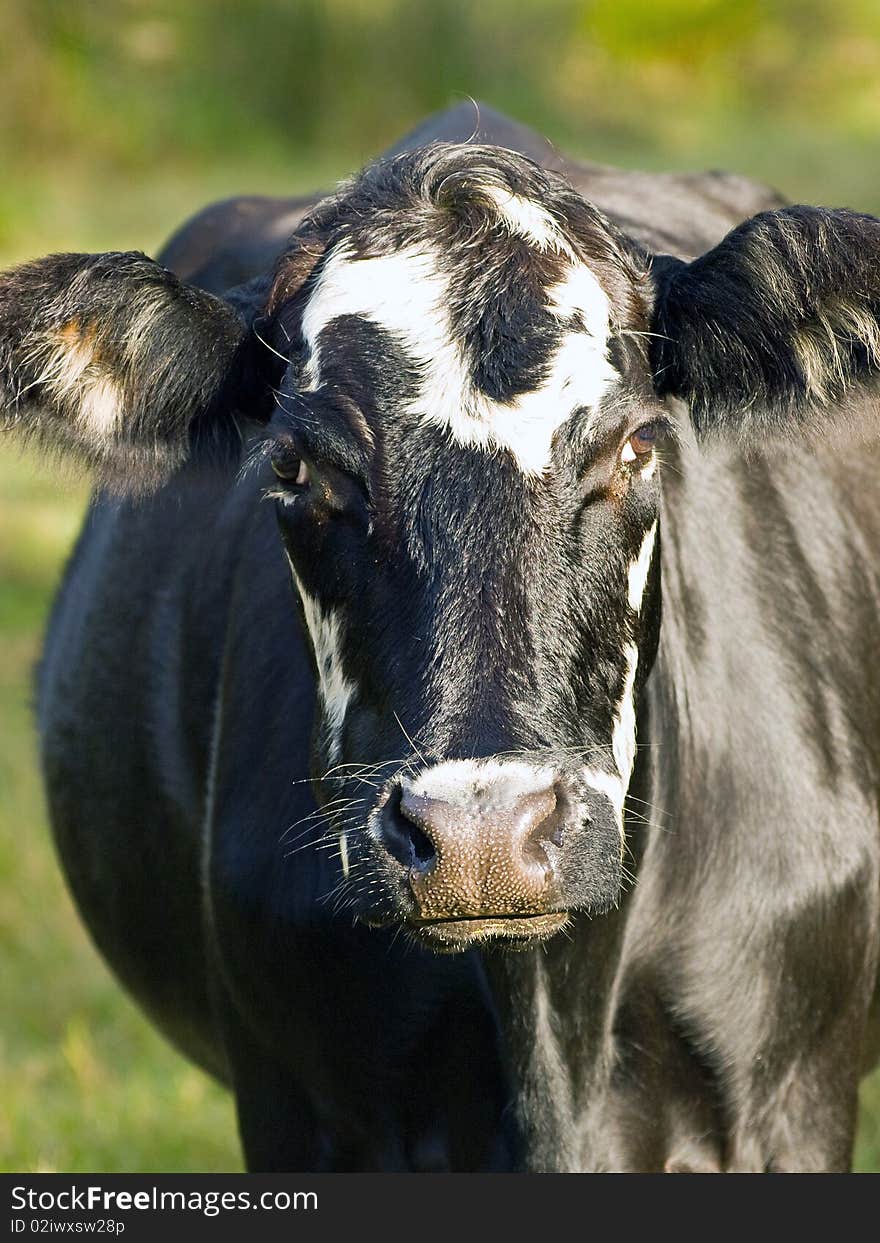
2;102;879;1172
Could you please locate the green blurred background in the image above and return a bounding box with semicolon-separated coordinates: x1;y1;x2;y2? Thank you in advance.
1;0;879;1172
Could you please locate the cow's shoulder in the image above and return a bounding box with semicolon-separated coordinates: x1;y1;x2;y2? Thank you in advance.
157;193;319;292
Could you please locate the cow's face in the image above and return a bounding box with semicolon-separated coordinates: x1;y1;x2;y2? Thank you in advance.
5;146;880;948
264;148;663;947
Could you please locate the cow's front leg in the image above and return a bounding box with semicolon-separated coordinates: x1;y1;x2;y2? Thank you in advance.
661;810;880;1173
579;954;874;1171
233;1056;324;1173
722;1022;869;1172
219;1003;325;1172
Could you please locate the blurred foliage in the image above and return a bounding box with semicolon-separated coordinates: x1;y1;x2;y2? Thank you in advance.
3;0;880;265
4;0;880;165
2;0;880;1172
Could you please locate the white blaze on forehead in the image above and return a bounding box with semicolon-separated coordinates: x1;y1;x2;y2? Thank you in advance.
479;185;573;255
546;262;609;324
288;561;355;761
300;238;618;475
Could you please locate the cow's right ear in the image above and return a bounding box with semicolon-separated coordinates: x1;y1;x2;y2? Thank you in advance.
649;206;880;448
0;250;271;492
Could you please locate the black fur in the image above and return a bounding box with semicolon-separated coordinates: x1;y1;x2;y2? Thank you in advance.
651;205;880;443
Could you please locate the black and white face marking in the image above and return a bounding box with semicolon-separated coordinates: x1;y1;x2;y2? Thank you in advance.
265;144;665;946
298;222;618;475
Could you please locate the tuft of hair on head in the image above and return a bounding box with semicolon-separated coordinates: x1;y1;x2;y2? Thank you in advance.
267;142;652;335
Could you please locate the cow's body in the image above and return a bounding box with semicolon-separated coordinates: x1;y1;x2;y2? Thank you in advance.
29;105;880;1170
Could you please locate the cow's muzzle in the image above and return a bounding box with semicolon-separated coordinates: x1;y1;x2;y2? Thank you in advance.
371;761;579;944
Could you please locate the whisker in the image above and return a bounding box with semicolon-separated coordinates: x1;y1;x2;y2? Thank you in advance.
251;321;290;365
625;793;672;820
278;798;363;846
392;712;430;771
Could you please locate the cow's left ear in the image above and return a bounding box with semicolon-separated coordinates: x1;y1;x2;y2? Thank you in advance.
650;206;880;445
0;250;269;492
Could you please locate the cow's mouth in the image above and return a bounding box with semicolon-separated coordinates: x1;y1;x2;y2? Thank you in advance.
410;911;570;951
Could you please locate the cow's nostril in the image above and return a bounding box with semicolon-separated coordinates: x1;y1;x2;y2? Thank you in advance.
538;787;567;851
517;786;560;868
378;786;437;872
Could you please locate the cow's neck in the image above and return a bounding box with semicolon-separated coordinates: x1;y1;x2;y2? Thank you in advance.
481;907;631;1171
480;691;664;1172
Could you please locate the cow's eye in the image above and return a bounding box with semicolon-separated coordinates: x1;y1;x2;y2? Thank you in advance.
621;422;662;465
271;450;310;488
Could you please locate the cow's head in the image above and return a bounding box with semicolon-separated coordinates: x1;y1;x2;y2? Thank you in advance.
3;144;880;950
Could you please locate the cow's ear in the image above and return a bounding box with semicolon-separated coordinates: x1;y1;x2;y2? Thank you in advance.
0;250;269;492
650;206;880;446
